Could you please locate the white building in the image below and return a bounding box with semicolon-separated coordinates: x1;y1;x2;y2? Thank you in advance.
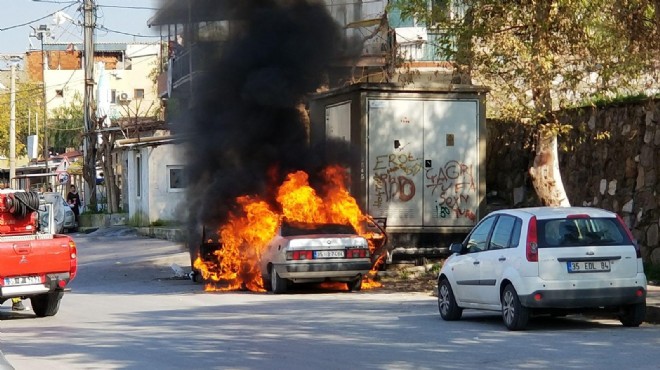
26;42;185;225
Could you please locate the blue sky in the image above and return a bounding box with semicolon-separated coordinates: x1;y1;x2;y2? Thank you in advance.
0;0;161;54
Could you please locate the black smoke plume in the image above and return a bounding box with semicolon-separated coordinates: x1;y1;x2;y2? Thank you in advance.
180;1;353;241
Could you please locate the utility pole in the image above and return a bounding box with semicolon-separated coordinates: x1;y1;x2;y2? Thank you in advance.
9;63;16;186
31;25;51;176
41;28;49;176
83;0;97;210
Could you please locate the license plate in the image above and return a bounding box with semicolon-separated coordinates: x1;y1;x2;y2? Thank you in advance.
4;276;41;286
567;260;610;273
314;250;345;259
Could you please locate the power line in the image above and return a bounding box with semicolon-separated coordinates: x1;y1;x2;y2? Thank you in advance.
96;25;160;38
98;4;157;11
32;0;79;3
0;3;78;32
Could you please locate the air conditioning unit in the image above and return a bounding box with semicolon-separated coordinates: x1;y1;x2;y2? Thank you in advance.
118;92;130;102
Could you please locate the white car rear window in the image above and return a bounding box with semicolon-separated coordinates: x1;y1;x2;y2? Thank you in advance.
538;218;631;248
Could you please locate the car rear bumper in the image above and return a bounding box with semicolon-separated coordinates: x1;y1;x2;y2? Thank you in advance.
519;286;646;308
0;284;51;298
275;260;372;279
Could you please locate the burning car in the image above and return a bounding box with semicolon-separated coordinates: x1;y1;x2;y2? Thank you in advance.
190;225;222;283
190;169;389;292
261;219;372;294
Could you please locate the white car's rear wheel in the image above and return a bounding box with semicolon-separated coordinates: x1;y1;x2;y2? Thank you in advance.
501;284;529;330
619;302;645;327
270;268;288;294
438;278;462;320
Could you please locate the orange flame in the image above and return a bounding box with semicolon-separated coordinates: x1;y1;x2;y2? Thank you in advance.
197;165;383;291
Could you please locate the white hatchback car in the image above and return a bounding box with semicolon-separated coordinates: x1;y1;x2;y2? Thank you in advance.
437;207;647;330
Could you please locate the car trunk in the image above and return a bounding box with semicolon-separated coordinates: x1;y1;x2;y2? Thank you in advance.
538;245;639;281
0;235;73;277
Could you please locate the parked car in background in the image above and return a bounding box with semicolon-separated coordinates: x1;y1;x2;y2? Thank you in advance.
41;192;77;233
261;219;372;294
437;206;647;330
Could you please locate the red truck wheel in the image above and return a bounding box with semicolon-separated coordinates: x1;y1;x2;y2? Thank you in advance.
31;291;63;317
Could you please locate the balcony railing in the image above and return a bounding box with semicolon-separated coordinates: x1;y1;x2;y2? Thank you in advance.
170;44;203;89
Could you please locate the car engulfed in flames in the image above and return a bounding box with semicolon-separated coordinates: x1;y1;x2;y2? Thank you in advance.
262;220;372;293
191;166;388;292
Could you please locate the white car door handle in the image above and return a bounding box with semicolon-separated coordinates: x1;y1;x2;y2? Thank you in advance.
473;261;480;265
498;257;506;262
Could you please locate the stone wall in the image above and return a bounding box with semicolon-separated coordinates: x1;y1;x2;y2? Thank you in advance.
487;98;660;265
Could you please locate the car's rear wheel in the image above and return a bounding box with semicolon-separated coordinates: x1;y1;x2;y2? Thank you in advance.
270;268;288;294
619;302;646;327
347;276;363;292
438;278;462;320
501;284;529;330
31;291;63;317
191;269;204;283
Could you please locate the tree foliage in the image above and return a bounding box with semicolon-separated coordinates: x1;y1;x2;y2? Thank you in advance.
391;0;660;206
391;0;660;121
0;83;85;158
0;82;43;157
49;92;85;153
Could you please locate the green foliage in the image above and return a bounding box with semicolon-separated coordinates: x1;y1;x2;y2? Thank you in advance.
0;82;44;157
582;92;655;108
428;262;442;275
389;0;660;124
48;92;85;152
398;269;412;280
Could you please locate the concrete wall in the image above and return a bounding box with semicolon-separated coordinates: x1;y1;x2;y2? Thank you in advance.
487;98;660;266
126;142;186;226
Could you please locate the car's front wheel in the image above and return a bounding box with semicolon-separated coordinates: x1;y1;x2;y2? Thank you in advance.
501;284;529;330
438;278;462;320
619;302;646;327
270;268;288;294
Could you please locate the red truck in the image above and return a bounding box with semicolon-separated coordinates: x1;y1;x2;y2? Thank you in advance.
0;190;77;317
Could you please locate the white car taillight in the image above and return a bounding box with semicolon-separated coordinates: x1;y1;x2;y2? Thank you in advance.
526;216;538;262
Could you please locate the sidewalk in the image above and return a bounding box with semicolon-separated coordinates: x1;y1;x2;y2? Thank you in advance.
645;284;660;324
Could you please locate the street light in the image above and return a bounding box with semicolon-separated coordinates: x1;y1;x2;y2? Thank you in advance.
30;24;51;176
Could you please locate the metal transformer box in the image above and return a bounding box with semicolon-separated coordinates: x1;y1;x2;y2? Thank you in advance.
309;83;488;255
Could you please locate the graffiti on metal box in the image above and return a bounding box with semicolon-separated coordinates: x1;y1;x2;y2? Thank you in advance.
426;160;476;221
371;152;422;207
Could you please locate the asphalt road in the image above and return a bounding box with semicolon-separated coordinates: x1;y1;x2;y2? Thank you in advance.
1;229;659;370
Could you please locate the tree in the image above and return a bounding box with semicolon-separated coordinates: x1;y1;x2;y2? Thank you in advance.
48;92;85;152
95;97;161;214
391;0;660;206
0;82;44;158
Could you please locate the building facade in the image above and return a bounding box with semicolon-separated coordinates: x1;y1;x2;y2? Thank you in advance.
21;41;184;222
